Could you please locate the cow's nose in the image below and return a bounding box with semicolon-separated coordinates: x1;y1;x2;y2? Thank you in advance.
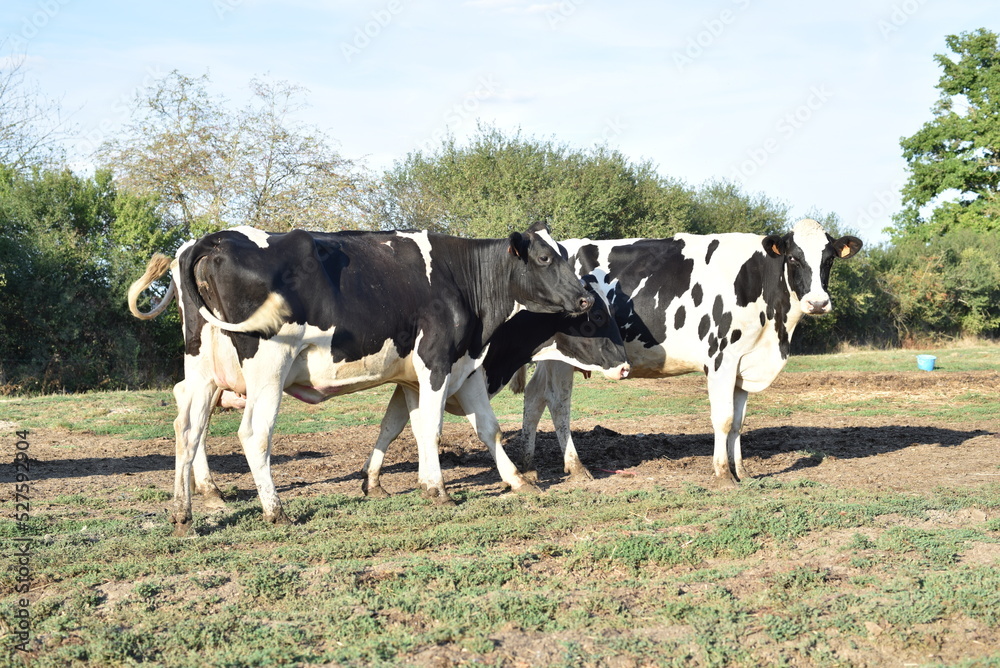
578;293;594;313
808;299;829;313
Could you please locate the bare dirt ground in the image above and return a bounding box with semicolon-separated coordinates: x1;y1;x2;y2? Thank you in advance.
24;371;1000;506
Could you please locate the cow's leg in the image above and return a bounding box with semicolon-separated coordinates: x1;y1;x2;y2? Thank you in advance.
521;362;590;483
171;378;217;536
455;371;540;494
730;388;751;481
238;352;293;525
546;365;592;482
520;364;547;482
191;388;226;510
409;376;454;505
361;385;410;498
707;371;740;488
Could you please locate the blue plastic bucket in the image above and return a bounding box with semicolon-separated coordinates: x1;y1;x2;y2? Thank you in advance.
916;354;936;371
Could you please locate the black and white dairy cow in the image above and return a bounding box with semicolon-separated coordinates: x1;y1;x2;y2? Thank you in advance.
128;223;599;535
360;286;630;497
521;218;862;486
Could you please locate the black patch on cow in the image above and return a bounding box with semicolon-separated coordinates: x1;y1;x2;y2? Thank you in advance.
691;283;704;307
711;295;732;340
714;352;724;371
674;305;686;330
705;239;720;264
583;239;693;352
731;328;742;344
719;338;727;352
707;333;718;357
734;248;792;360
698;314;710;340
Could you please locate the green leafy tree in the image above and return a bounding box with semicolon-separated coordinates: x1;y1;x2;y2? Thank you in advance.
0;166;180;393
893;28;1000;239
374;124;784;240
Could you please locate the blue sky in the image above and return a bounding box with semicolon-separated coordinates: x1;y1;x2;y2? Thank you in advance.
3;0;997;244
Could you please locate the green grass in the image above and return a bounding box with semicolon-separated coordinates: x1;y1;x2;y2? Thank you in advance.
3;482;1000;666
784;342;1000;373
3;344;998;440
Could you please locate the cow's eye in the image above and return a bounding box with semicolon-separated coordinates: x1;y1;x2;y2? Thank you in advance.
787;256;800;266
538;254;552;265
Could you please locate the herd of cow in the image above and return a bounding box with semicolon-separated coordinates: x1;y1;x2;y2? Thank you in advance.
127;219;862;536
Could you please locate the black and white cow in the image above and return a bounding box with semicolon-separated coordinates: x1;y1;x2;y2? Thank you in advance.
360;285;630;497
128;223;599;535
520;218;862;486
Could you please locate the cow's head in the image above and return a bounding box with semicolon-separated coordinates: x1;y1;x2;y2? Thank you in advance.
527;284;630;380
508;222;594;316
762;218;863;315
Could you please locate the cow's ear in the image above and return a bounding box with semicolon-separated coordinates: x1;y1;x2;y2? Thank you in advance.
833;236;863;260
508;231;530;259
525;221;549;235
762;234;785;258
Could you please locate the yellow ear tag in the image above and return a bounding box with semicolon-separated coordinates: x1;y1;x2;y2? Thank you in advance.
839;244;852;258
771;243;781;256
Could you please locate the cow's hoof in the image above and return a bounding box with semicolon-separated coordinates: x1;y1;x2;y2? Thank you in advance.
512;481;542;495
735;468;753;482
421;486;456;506
362;481;390;498
171;520;193;537
522;469;540;484
201;491;227;510
266;509;293;526
564;464;594;483
710;474;739;490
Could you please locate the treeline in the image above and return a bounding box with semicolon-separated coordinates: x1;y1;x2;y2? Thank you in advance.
2;28;1000;393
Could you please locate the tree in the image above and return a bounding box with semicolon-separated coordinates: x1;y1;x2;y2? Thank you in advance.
0;166;181;393
0;50;69;170
893;28;1000;239
98;71;369;237
688;179;788;236
374;124;697;239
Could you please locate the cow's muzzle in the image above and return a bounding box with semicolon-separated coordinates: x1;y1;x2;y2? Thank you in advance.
602;363;630;381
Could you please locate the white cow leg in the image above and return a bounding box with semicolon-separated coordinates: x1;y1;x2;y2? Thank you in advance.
707;371;740;488
410;378;454;505
171;378;217;536
546;364;591;482
519;362;552;481
362;386;411;498
730;388;751;481
191;387;226;510
456;371;539;494
239;376;292;526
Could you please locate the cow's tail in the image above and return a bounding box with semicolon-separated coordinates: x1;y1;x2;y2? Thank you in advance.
509;365;528;395
128;253;176;320
197;292;291;337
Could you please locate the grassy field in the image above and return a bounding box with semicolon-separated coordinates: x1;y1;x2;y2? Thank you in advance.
2;345;1000;666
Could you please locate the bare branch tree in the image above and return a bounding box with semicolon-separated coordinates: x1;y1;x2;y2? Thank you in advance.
0;49;69;170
